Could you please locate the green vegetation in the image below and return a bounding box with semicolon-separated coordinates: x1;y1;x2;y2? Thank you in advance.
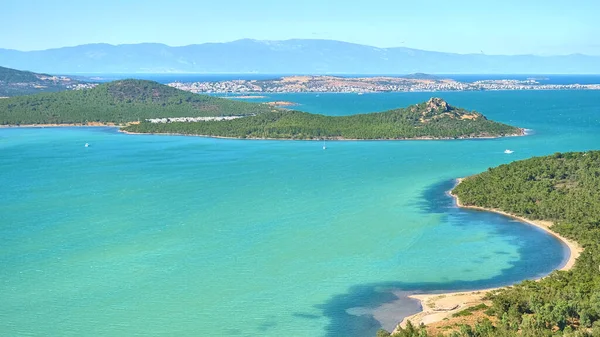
0;79;521;139
0;79;275;124
123;97;521;140
0;65;42;83
0;65;83;96
452;304;489;318
379;151;600;336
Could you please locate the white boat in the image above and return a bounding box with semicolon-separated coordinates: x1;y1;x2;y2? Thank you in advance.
85;143;89;148
322;140;327;150
504;149;514;154
357;92;364;95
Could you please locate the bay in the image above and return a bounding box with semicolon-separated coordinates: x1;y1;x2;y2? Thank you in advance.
1;90;599;336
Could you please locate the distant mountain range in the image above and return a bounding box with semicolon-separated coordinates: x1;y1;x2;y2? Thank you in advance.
1;39;599;74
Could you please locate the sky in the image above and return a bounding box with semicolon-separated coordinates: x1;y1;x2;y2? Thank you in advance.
1;0;599;55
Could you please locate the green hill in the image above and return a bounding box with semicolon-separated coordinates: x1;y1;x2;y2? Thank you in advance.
389;152;600;337
0;80;522;139
0;79;276;124
0;65;87;96
0;65;43;83
123;97;522;140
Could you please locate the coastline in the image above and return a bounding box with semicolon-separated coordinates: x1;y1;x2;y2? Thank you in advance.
1;124;524;141
119;129;526;141
227;95;267;99
394;177;582;333
0;122;122;128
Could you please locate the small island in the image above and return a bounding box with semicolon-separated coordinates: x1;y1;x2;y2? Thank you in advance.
264;101;298;107
385;151;600;337
0;79;522;140
122;97;523;140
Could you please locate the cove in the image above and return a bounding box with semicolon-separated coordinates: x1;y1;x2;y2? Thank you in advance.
2;90;600;336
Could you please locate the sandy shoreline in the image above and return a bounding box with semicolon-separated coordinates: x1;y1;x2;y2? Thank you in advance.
394;177;582;332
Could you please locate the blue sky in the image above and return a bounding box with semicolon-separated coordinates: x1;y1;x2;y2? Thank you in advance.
2;0;599;55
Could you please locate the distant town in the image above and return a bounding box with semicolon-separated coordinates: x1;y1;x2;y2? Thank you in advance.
167;75;600;94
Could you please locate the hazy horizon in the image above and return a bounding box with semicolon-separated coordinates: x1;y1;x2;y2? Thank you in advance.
2;38;598;57
2;0;599;55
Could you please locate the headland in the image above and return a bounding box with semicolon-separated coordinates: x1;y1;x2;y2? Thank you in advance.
0;80;524;141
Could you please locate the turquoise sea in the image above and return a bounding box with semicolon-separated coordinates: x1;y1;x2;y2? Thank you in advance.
2;90;600;337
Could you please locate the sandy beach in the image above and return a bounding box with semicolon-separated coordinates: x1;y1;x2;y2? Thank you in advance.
394;177;583;333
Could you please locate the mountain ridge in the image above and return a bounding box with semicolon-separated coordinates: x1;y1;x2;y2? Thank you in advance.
1;39;599;74
6;39;594;57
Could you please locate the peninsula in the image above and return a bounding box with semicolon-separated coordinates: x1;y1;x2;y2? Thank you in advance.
0;80;522;140
122;97;522;140
0;65;94;97
168;75;600;94
383;151;600;337
0;79;274;125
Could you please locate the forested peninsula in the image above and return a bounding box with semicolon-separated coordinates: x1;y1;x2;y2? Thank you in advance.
385;151;600;337
122;97;522;140
0;79;274;125
0;79;522;140
0;65;92;96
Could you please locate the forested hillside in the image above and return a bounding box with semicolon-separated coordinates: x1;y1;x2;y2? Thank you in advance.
0;65;87;96
0;81;522;140
0;79;275;124
123;98;522;140
0;65;41;83
384;151;600;336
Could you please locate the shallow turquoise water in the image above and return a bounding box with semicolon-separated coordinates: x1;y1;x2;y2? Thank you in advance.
1;91;599;336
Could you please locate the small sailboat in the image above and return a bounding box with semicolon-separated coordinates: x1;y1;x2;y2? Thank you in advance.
85;143;89;148
322;140;327;150
504;149;514;154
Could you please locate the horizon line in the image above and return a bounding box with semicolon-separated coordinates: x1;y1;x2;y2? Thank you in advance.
1;38;597;58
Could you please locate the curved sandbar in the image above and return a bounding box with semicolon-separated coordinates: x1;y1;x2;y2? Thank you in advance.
395;177;582;331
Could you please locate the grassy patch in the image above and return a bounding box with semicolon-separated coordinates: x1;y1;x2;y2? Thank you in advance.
452;303;489;317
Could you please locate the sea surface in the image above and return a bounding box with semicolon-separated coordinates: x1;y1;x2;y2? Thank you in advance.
2;90;600;337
